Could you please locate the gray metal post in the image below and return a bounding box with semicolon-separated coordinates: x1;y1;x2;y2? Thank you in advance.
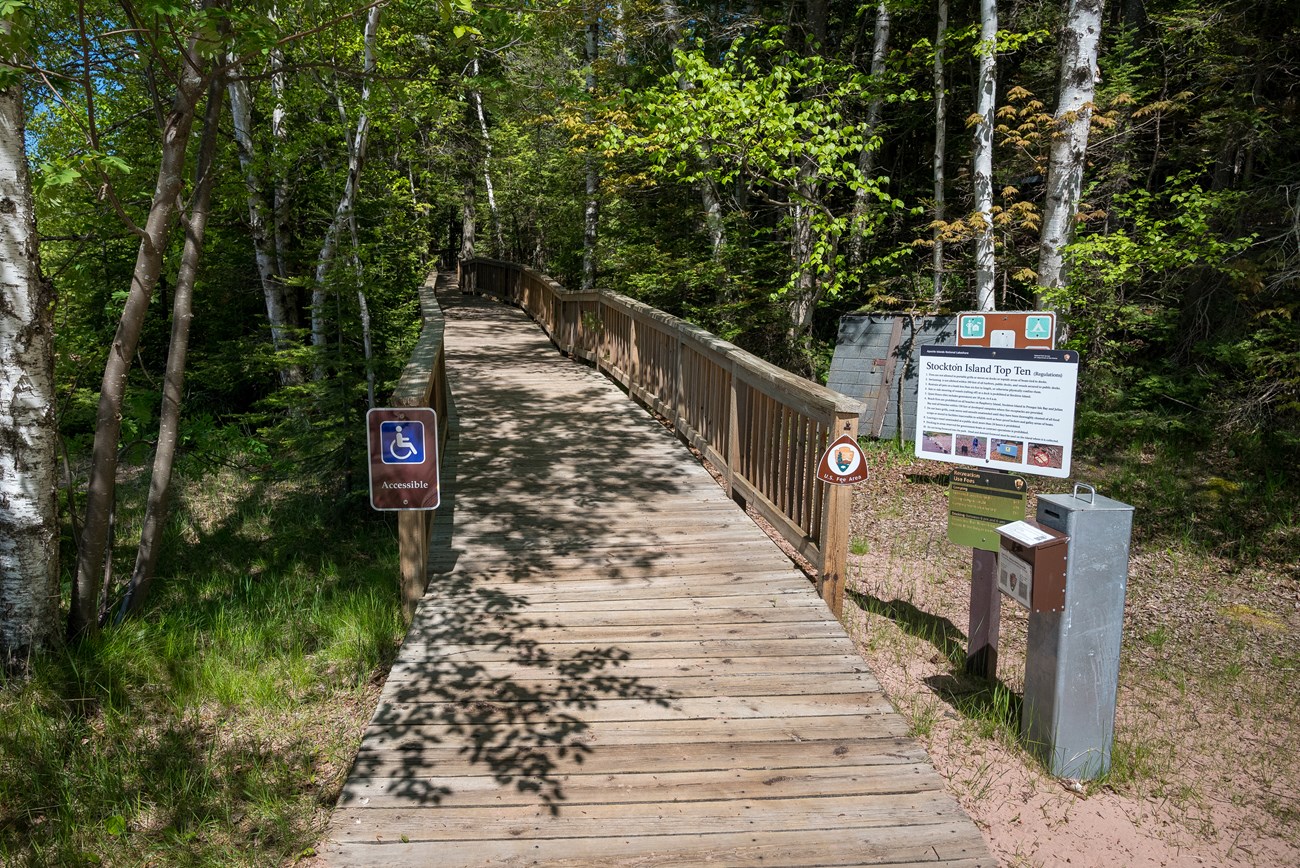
1022;486;1134;779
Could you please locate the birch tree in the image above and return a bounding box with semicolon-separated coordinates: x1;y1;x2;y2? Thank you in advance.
931;0;948;309
581;13;599;292
468;56;503;257
972;0;998;311
311;3;382;373
1037;0;1103;302
69;12;216;640
0;47;58;670
847;1;891;269
119;81;224;619
228;63;298;378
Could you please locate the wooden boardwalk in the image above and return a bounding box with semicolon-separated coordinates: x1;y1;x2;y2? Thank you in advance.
324;283;994;866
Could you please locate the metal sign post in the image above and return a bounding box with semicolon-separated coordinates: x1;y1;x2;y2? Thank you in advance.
947;467;1027;677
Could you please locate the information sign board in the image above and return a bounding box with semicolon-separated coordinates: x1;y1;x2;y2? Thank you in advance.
956;311;1056;350
368;407;440;510
948;467;1027;551
915;345;1079;479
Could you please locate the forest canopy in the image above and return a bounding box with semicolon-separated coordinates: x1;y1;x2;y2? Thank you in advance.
1;0;1297;649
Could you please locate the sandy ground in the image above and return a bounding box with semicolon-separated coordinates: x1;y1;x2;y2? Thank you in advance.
842;454;1300;868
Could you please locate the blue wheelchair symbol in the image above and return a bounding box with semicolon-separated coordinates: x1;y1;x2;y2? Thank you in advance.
380;421;425;464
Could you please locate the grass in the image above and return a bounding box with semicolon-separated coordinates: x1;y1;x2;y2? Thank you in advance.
0;458;406;866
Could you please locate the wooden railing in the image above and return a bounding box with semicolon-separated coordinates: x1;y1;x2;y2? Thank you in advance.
391;270;452;621
462;258;866;615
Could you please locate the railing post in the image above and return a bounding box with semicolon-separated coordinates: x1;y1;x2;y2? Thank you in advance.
399;512;425;623
726;368;741;501
818;410;859;617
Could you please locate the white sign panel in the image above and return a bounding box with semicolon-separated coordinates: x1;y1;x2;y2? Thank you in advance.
997;548;1034;609
914;345;1080;478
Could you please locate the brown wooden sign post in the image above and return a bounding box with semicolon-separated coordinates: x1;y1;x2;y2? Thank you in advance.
368;408;441;511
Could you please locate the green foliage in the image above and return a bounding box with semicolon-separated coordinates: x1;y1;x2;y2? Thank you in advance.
0;450;405;865
605;34;907;303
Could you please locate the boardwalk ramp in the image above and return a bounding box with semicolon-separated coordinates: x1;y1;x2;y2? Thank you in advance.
324;283;993;866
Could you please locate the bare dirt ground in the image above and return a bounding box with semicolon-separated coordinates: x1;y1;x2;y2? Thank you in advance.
841;448;1300;868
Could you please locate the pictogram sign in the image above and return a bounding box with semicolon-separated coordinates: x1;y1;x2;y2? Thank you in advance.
368;408;440;510
816;434;868;486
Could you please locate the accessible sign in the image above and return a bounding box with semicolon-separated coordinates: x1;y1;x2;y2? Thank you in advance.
914;345;1079;479
367;407;440;510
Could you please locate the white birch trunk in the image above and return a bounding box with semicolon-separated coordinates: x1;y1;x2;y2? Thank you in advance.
227;66;293;355
469;58;503;258
973;0;998;311
311;4;381;370
0;71;59;669
848;1;891;268
582;16;599;292
269;5;292;287
931;0;949;309
1037;0;1103;301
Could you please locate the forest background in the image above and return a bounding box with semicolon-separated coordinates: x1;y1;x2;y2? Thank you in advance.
0;0;1297;863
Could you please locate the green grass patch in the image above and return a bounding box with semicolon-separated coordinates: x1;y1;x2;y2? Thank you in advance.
0;463;405;866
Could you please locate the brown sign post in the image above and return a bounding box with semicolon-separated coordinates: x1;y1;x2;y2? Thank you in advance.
367;407;440;510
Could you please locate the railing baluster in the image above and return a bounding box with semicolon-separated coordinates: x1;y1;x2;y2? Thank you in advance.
465;258;865;616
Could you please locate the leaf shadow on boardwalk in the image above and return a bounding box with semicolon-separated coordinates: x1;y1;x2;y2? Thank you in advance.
341;294;710;814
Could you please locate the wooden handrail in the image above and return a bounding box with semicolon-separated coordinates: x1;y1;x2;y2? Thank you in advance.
391;270;452;622
462;258;866;616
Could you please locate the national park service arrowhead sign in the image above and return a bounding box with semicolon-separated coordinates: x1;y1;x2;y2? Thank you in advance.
817;434;868;486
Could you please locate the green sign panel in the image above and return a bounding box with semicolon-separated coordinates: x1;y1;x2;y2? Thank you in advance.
948;467;1027;550
1025;314;1053;341
959;314;986;340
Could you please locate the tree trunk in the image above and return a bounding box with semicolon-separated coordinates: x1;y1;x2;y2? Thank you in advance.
312;4;382;376
469;57;503;258
662;0;728;271
1037;0;1104;303
227;64;297;377
931;0;949;310
119;82;224;621
581;14;600;292
269;6;293;292
848;1;891;269
460;174;476;261
70;30;210;640
972;0;998;311
0;64;59;671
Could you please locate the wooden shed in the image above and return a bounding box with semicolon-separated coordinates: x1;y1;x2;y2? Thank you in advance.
826;314;957;441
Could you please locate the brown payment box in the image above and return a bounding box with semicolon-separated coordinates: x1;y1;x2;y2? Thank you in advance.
995;519;1068;613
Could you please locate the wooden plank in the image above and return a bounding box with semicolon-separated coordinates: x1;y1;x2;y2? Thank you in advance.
359;713;909;748
340;764;953;809
349;736;924;777
367;693;901;726
327;822;992;867
324;281;991;868
407;606;840;630
332;792;967;838
403;637;863;661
